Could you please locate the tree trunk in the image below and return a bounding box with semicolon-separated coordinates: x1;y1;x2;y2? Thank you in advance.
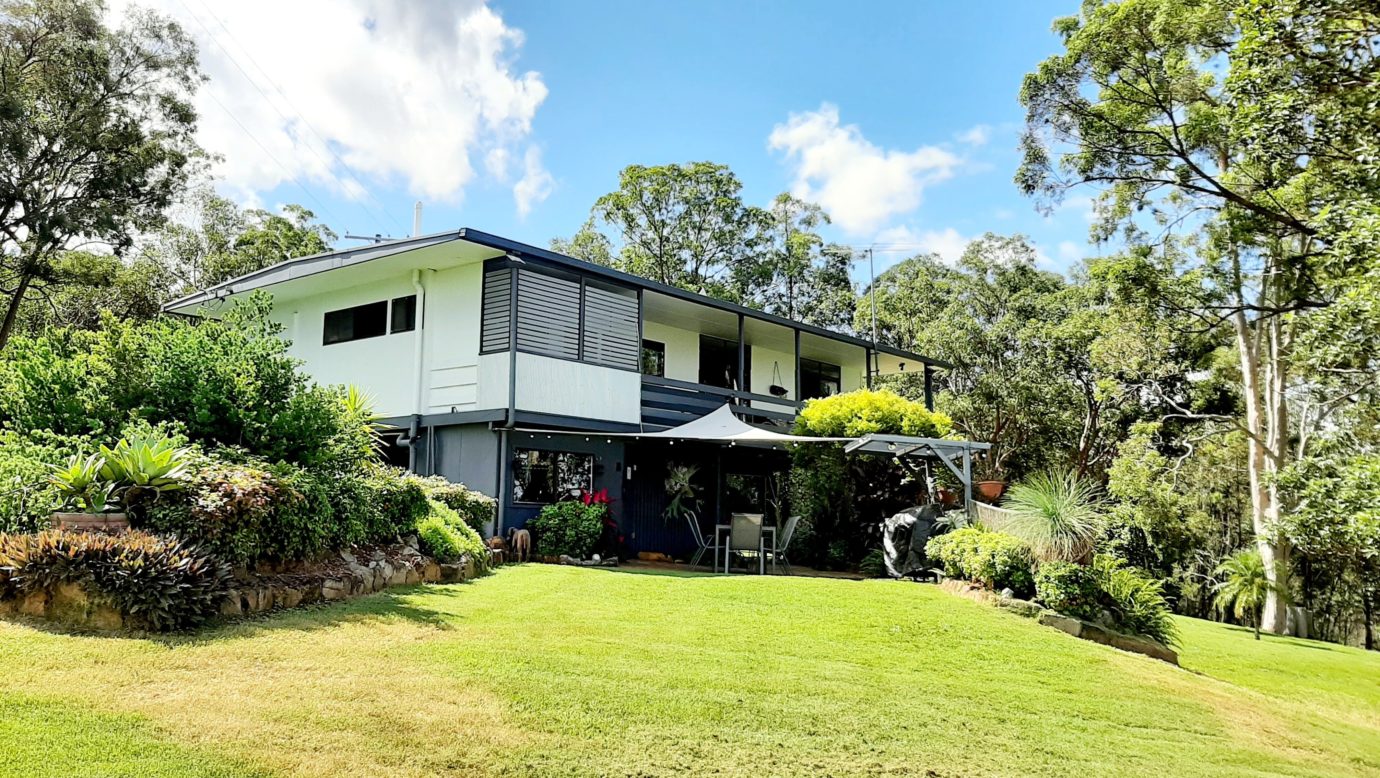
0;271;33;352
1231;301;1290;635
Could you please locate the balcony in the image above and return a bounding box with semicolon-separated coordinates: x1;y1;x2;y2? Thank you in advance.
640;375;802;430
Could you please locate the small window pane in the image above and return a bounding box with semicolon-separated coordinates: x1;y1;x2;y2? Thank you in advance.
801;358;841;400
512;449;594;504
323;301;387;345
641;340;665;377
391;295;417;333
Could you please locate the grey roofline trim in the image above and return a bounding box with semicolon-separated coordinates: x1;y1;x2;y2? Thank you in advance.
457;228;949;369
160;224;948;369
160;229;465;312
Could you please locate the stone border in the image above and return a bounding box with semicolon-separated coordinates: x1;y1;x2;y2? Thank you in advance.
0;538;482;633
939;579;1178;665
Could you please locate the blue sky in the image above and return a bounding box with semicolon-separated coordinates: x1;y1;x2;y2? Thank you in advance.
138;0;1098;278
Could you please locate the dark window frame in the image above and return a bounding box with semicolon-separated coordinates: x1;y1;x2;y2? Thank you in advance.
641;339;666;377
511;448;595;505
323;300;388;345
800;357;842;400
390;294;417;334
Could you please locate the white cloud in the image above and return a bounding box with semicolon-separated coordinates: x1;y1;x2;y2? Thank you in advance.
769;104;960;234
957;124;991;147
109;0;550;221
513;146;554;217
1057;240;1083;263
874;225;971;265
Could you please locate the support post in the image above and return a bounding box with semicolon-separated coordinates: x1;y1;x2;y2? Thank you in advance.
962;443;974;522
923;364;935;411
865;347;874;389
793;328;801;402
736;313;746;399
495;428;509;539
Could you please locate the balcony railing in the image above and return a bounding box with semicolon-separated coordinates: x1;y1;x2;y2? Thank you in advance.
640;375;802;429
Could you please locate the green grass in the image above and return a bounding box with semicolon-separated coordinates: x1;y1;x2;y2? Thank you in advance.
0;565;1377;777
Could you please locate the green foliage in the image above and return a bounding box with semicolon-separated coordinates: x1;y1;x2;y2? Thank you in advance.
1036;557;1179;647
0;295;375;473
1002;470;1102;563
0;529;231;631
925;527;1034;597
410;475;495;535
793;388;953;438
1034;562;1102;622
528;502;605;559
1094;556;1180;648
415;500;487;567
49;454;114;513
662;464;700;523
1213;548;1284;639
97;432;194;507
0;430;96;533
858;549;887;578
0;0;202;350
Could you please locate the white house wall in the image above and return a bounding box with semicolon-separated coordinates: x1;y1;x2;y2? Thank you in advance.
269;276;419;418
513;353;641;423
642;320;699;384
423;264;483;414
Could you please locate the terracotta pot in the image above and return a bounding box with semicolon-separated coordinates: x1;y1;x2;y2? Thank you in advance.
935;488;960;507
50;512;129;533
975;481;1008;503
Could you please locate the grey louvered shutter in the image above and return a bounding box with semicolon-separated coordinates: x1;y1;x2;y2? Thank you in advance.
481;267;512;353
516;270;581;360
582;283;639;369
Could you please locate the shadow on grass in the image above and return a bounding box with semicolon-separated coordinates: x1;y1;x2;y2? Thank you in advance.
1215;622;1341;651
0;576;497;649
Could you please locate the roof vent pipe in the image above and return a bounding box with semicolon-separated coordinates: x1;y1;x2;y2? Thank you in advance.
413;201;423;237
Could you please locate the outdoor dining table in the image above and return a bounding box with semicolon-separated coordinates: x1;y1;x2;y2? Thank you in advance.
714;523;778;574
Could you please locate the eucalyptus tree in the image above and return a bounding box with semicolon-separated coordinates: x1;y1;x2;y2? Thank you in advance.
1018;0;1380;632
0;0;203;350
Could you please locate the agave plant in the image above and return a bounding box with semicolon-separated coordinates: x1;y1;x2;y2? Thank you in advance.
1002;470;1102;563
98;433;193;505
49;454;117;513
1213;548;1287;640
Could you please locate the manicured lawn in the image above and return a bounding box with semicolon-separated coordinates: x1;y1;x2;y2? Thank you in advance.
1;565;1377;777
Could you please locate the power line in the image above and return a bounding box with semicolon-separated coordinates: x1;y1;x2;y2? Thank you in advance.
177;0;405;236
190;0;407;236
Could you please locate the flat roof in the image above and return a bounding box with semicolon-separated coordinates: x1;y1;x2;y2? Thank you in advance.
162;226;948;369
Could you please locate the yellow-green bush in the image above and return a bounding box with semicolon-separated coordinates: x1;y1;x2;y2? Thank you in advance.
416;499;488;568
793;389;953;439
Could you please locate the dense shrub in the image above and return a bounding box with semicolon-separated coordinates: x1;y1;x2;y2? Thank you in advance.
141;458;426;566
790;389;954;569
416;499;488;566
926;527;1035;597
412;475;495;534
528;501;604;558
0;530;232;631
0;295;372;471
1034;561;1102;622
0;430;94;533
1094;555;1179;647
793;388;954;438
1033;556;1179;647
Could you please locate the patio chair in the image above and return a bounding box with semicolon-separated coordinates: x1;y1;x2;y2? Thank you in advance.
685;510;720;568
766;515;801;575
722;513;765;574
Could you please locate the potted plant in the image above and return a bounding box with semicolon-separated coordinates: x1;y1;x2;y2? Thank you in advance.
49;454;126;532
973;455;1008;503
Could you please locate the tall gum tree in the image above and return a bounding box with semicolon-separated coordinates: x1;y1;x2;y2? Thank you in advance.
0;0;203;351
1017;0;1380;632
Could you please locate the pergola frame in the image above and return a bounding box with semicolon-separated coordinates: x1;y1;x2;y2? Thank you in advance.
843;434;991;516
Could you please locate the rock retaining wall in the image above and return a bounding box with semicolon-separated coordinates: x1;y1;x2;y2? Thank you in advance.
939;579;1178;665
0;537;481;633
